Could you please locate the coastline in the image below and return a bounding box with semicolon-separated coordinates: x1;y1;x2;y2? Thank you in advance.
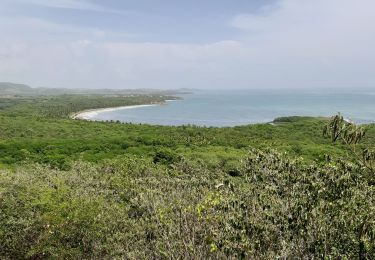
71;103;161;121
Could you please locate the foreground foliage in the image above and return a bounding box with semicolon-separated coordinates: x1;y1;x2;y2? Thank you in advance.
1;149;374;259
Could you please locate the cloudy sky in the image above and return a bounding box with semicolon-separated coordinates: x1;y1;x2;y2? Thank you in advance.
0;0;374;89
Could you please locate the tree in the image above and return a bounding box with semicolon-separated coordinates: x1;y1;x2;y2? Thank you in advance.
324;114;375;259
323;113;375;175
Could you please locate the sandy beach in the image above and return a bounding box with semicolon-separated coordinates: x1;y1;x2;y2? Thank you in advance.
71;104;159;120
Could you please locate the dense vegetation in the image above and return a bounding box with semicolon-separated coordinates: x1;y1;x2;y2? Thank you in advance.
0;95;355;170
0;93;374;259
0;94;179;118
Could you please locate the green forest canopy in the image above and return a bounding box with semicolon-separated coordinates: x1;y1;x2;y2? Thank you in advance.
0;93;374;259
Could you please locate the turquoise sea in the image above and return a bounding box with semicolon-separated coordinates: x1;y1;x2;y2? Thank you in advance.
91;89;375;127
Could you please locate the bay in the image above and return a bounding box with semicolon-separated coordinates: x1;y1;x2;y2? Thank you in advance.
89;89;375;126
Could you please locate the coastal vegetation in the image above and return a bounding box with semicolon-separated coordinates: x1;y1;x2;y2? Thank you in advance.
0;91;374;259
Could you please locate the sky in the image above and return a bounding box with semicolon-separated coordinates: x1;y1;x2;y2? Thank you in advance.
0;0;374;89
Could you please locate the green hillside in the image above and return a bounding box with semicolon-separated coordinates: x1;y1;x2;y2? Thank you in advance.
0;82;34;95
0;92;374;259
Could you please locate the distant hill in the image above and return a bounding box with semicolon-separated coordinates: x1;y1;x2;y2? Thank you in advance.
0;82;34;95
0;82;191;96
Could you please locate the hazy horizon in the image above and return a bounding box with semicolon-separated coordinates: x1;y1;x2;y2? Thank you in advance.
1;0;374;90
3;81;375;92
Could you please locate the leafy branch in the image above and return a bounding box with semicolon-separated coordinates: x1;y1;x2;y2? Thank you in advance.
323;113;375;175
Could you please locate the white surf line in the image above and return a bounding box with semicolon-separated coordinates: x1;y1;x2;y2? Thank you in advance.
72;104;160;120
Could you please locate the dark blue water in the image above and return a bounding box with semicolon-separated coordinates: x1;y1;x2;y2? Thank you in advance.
92;89;375;126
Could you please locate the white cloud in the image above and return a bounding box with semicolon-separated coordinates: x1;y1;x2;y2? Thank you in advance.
0;0;374;89
229;0;375;87
231;0;375;56
0;15;138;45
14;0;124;13
0;38;248;88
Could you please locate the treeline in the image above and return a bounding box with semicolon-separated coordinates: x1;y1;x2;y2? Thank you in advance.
0;112;352;169
0;94;179;118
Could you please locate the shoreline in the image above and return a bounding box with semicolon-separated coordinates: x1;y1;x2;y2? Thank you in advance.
71;103;162;120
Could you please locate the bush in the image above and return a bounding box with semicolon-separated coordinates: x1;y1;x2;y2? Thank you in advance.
153;148;178;165
1;151;374;259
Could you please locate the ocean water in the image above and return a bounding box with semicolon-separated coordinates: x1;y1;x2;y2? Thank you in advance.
91;89;375;127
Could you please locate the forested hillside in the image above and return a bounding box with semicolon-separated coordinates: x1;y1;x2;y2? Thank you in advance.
0;94;374;259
